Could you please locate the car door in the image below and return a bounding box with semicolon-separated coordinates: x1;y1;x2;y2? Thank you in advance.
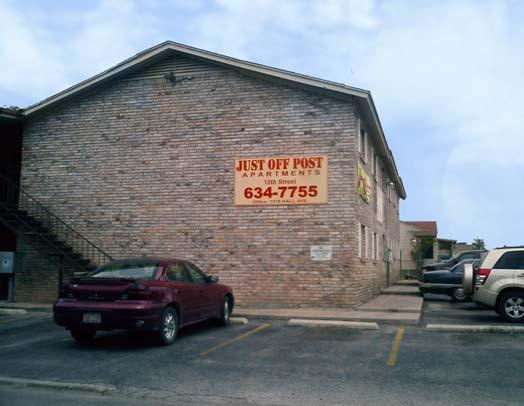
165;262;200;325
185;261;217;319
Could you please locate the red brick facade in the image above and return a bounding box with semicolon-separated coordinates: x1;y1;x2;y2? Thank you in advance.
15;51;401;307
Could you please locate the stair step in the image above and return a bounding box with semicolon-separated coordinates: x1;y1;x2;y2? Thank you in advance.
394;280;420;287
381;286;421;296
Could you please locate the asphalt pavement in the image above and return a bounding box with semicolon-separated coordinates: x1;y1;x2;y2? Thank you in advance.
0;296;523;405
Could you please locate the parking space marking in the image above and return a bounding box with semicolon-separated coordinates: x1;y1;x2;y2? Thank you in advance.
200;323;271;356
386;324;405;367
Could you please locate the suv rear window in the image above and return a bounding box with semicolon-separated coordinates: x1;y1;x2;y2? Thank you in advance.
493;251;524;270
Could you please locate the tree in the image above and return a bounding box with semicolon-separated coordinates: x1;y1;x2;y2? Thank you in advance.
472;237;485;250
411;237;436;271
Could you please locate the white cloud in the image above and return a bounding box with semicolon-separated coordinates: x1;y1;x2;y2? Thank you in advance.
346;0;524;246
0;2;69;103
0;0;522;246
0;0;160;106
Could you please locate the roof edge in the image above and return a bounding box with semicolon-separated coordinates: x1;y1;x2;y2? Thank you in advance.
20;40;405;196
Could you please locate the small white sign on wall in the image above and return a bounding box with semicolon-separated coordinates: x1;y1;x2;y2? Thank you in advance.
310;245;332;261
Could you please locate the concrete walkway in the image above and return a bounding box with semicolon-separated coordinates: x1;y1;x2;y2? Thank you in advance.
355;294;422;313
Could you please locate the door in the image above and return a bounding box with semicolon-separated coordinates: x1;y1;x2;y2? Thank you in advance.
165;262;200;325
185;261;217;319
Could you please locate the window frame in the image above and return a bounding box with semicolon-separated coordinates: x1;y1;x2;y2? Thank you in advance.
493;251;524;270
185;261;208;284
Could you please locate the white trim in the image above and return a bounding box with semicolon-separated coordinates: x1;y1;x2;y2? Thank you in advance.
20;40;406;198
23;41;368;115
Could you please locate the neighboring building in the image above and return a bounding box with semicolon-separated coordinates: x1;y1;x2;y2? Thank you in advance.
400;220;460;278
0;41;405;307
454;242;474;255
400;221;436;278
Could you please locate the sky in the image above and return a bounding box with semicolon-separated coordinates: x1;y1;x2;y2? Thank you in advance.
1;0;523;249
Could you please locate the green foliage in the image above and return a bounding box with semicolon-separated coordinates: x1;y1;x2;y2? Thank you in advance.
472;237;485;250
411;237;435;271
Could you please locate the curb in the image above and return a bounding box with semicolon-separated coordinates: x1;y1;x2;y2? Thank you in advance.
0;306;52;313
0;376;118;395
355;306;421;314
234;312;420;325
425;323;524;333
230;317;248;325
0;309;28;315
288;319;379;329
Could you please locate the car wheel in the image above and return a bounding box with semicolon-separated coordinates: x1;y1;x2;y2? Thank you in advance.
497;291;524;323
159;307;178;345
451;287;468;302
70;328;96;344
219;296;232;326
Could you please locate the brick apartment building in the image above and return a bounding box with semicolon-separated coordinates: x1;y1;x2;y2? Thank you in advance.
0;41;405;308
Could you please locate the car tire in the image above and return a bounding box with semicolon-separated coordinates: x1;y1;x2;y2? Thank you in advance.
451;287;468;302
497;291;524;323
70;328;96;344
158;307;178;346
219;296;232;326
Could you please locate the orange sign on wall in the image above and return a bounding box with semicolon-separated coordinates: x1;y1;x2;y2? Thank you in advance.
234;155;328;206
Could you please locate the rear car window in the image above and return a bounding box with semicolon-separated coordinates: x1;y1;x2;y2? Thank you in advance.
493;251;524;270
89;261;160;280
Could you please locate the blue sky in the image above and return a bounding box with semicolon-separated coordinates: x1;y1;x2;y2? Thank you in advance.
1;0;523;248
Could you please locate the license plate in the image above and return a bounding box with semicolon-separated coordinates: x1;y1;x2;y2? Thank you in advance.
83;312;101;324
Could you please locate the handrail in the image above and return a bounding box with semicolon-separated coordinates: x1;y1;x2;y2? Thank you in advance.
0;172;112;267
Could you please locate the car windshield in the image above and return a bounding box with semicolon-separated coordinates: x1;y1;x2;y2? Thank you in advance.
88;261;160;280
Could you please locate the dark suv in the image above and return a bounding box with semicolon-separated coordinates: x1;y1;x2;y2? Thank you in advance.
422;250;486;272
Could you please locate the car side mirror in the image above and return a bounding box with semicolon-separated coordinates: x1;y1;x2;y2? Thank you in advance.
207;275;219;283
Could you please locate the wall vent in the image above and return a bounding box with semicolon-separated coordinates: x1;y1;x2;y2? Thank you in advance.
124;52;225;81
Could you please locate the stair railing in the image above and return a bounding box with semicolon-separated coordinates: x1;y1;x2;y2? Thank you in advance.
0;172;112;268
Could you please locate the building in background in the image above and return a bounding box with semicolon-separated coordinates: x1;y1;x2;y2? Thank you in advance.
0;41;405;308
399;221;458;279
454;242;474;255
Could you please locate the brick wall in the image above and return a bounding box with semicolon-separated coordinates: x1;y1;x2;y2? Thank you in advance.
18;57;401;307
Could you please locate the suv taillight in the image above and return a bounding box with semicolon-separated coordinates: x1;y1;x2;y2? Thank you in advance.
120;284;153;300
475;268;491;285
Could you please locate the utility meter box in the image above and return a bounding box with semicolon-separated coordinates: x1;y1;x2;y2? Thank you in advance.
0;252;22;274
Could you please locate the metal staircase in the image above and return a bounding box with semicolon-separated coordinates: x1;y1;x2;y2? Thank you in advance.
0;172;112;287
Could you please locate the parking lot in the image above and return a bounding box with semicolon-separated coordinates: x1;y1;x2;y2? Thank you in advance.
1;299;524;406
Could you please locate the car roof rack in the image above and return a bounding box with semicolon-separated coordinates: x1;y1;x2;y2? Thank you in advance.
494;245;524;249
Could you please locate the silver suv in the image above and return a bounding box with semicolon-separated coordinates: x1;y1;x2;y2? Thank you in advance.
463;247;524;323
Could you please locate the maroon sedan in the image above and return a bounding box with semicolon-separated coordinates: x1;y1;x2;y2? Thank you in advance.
53;258;234;345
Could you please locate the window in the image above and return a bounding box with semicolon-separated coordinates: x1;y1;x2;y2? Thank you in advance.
493;251;524;270
424;244;434;260
373;232;378;261
359;223;366;259
89;260;160;280
452;262;469;274
359;121;367;162
166;263;191;282
371;149;376;176
185;262;207;283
